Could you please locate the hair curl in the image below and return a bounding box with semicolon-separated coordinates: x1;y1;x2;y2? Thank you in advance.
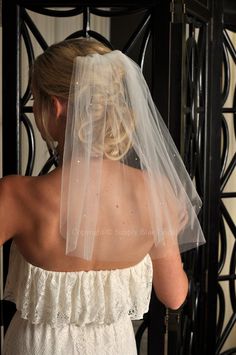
31;38;134;159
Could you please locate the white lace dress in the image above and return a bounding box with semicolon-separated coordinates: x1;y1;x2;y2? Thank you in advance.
3;242;153;355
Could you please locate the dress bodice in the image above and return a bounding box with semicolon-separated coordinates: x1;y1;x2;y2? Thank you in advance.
4;242;153;328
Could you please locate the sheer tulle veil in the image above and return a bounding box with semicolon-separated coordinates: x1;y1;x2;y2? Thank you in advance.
60;49;206;262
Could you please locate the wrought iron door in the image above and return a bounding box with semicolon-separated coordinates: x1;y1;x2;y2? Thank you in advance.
151;1;223;354
172;1;235;354
216;2;236;354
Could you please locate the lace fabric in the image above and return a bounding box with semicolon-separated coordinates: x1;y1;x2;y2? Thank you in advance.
3;311;138;355
3;242;153;327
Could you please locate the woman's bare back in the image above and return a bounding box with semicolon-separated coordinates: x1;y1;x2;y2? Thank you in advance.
6;161;153;272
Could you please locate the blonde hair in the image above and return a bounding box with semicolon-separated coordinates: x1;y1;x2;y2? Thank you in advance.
31;38;134;159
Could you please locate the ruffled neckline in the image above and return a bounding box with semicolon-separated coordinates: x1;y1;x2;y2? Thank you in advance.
4;242;153;327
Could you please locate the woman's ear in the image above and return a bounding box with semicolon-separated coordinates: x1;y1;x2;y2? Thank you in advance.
52;96;67;119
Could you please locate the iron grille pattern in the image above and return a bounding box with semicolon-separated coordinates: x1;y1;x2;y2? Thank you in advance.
216;20;236;355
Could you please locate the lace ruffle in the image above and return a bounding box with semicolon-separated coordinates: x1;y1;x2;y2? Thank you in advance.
4;243;153;327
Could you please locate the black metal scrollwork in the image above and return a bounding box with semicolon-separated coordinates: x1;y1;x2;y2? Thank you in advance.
216;20;236;355
181;17;207;354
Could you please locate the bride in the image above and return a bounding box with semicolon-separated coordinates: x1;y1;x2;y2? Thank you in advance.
1;38;205;354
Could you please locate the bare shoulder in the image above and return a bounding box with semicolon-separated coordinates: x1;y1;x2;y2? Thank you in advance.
0;173;53;222
1;169;60;198
0;175;29;200
0;175;32;244
0;174;37;201
0;174;23;187
0;171;60;246
0;174;44;214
